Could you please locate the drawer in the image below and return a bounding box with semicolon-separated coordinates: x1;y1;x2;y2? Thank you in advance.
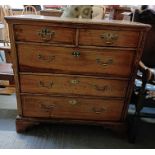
79;29;140;47
17;44;134;77
20;74;128;98
14;25;75;44
21;95;124;121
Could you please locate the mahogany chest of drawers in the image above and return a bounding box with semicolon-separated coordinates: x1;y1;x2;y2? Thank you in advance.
5;15;150;132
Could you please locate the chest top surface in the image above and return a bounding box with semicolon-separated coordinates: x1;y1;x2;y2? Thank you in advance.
5;15;151;28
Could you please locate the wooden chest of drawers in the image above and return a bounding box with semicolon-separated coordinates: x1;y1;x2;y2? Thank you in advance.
5;15;150;133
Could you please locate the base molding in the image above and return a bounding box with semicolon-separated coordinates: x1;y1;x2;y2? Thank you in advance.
16;115;127;135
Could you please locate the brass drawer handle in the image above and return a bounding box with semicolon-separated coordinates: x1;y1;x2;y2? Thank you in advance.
39;81;53;89
38;28;55;41
70;79;80;84
68;99;78;105
93;84;111;92
72;51;80;57
40;104;55;111
96;58;113;67
38;54;55;63
92;107;106;114
100;32;118;44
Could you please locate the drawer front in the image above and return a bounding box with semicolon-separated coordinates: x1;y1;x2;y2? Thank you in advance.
79;29;140;47
20;74;128;98
17;44;134;77
21;95;124;121
14;25;75;44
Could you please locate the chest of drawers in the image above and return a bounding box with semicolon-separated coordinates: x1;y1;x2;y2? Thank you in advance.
5;15;150;133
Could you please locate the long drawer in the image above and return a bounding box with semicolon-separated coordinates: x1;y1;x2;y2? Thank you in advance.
20;74;128;98
21;95;124;121
14;25;75;44
17;44;134;77
79;29;140;47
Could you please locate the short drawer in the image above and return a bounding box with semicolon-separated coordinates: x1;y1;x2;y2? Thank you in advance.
79;29;140;47
17;44;134;77
20;74;128;98
14;25;75;44
21;95;124;121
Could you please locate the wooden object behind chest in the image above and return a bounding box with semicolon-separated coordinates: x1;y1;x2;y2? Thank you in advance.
5;15;150;133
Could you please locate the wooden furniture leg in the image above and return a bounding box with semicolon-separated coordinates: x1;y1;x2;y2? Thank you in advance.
16;116;39;133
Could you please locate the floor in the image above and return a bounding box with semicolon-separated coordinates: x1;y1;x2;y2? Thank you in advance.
0;94;155;149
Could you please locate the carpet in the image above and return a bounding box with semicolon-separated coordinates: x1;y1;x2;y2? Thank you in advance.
0;109;155;148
